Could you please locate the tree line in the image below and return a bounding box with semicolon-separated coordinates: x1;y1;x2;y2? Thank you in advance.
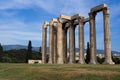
0;40;42;63
0;41;119;64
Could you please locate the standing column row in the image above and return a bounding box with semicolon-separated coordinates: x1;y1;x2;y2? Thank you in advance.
89;8;114;64
42;23;58;64
42;19;86;64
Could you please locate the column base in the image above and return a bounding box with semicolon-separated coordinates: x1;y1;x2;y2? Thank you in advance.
69;60;75;64
69;62;75;64
64;61;67;64
42;61;46;64
103;60;115;64
57;58;64;64
64;59;67;64
42;62;46;64
78;60;86;64
54;62;57;64
48;61;53;64
89;60;98;64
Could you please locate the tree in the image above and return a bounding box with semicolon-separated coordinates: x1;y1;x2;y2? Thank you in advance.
39;46;41;53
26;40;32;63
39;46;42;59
32;46;42;60
97;56;105;64
0;43;3;62
113;57;120;64
85;42;90;64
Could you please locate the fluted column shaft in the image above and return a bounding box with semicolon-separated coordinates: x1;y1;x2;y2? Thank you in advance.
89;12;97;64
57;23;64;64
42;26;47;64
48;26;54;64
69;21;75;64
63;29;67;63
103;8;114;64
78;17;85;64
53;29;57;64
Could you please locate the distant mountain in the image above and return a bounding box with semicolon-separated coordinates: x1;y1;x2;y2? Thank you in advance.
3;45;40;51
3;45;27;50
75;48;120;54
2;45;120;54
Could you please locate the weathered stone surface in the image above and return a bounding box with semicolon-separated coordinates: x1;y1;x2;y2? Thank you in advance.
42;4;114;64
48;26;54;64
103;8;114;64
78;17;85;64
71;14;83;20
63;29;67;63
53;28;57;64
42;25;47;64
57;22;64;64
89;12;98;64
60;14;71;20
91;4;108;13
69;21;75;64
28;60;42;64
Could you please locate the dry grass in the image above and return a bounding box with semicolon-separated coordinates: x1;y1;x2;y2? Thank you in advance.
0;63;120;80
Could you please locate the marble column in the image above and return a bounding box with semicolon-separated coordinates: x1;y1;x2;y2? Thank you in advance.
69;21;75;64
63;29;67;63
53;28;57;64
57;22;64;64
48;26;54;64
103;8;114;64
89;12;97;64
78;17;85;64
42;26;47;64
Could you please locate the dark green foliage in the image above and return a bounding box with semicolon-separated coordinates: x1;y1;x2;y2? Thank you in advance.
2;49;42;63
85;42;90;64
46;54;49;63
26;40;32;63
0;41;42;63
32;46;42;60
2;49;27;63
39;46;41;53
113;57;120;64
97;56;105;64
32;51;42;60
0;43;3;62
112;53;120;64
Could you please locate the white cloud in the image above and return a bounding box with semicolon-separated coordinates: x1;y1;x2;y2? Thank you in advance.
0;0;31;10
0;17;43;45
0;0;120;18
0;0;99;16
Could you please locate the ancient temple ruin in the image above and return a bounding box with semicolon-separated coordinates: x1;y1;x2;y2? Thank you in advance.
42;4;114;64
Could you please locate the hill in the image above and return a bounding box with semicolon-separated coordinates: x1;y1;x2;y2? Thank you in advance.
3;45;40;51
2;45;120;54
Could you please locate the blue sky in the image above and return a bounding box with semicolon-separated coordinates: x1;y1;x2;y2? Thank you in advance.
0;0;120;52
